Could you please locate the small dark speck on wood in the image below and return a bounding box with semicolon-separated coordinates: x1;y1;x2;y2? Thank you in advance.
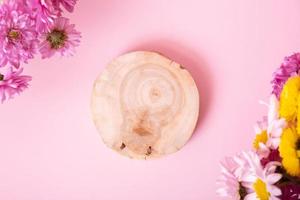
146;146;152;155
120;143;126;150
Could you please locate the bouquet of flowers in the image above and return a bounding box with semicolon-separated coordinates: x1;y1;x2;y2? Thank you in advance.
0;0;81;103
217;53;300;200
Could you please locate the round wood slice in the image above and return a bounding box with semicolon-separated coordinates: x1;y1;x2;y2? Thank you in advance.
91;51;199;159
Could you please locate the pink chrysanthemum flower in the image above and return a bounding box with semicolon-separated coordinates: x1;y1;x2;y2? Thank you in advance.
39;17;80;58
217;152;254;199
271;53;300;98
24;0;60;32
254;95;286;159
0;0;39;68
0;66;31;103
241;152;282;200
265;95;286;149
52;0;77;13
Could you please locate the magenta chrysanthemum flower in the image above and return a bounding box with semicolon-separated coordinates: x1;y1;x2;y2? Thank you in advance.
39;17;80;58
0;66;31;103
24;0;60;32
271;53;300;98
0;0;39;68
52;0;77;13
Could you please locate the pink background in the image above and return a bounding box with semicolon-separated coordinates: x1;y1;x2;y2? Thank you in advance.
1;0;300;199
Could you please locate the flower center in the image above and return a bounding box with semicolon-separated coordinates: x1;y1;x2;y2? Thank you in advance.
0;73;3;81
8;30;20;41
238;182;247;200
253;179;270;200
47;29;67;49
253;130;268;150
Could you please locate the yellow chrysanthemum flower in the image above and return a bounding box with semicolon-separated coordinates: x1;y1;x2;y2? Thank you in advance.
279;76;300;124
279;127;300;176
297;95;300;134
253;130;268;150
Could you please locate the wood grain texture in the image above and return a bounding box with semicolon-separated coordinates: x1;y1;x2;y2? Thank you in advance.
91;51;199;159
